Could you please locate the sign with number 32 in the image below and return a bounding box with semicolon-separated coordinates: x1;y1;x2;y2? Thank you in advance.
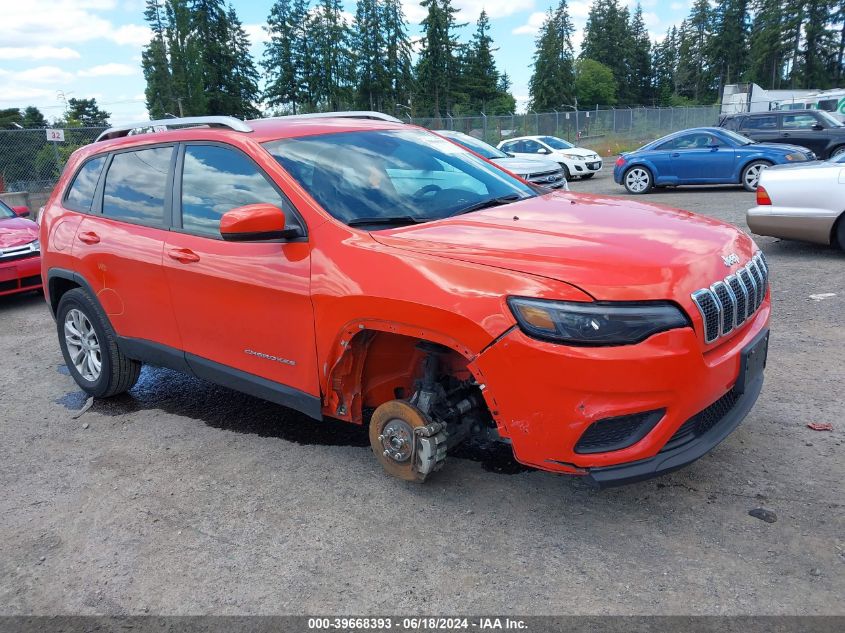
46;129;65;142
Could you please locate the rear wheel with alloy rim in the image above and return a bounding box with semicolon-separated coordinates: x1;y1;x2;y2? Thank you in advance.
830;146;845;159
741;160;770;192
56;288;141;398
623;166;653;194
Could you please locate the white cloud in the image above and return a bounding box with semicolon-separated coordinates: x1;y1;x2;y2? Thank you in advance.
12;66;75;84
513;12;547;36
78;63;138;77
0;46;80;60
3;1;147;48
244;23;269;46
453;0;535;20
402;0;429;24
642;12;661;28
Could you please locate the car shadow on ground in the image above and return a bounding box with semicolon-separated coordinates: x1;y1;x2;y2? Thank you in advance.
762;237;845;259
56;364;531;475
0;290;45;312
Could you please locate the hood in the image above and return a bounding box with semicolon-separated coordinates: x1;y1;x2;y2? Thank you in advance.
754;142;815;155
553;147;600;159
491;156;562;175
0;216;38;248
371;192;755;302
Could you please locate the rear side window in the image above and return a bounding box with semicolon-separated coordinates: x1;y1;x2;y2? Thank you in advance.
741;115;778;131
102;147;173;225
65;156;106;212
783;114;817;129
180;144;287;236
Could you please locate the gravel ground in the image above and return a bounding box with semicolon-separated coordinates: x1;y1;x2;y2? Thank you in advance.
1;169;842;615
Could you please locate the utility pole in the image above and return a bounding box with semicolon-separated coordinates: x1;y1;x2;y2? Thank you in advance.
177;97;184;117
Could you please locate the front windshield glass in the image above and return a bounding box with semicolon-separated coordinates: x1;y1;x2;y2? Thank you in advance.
540;136;574;150
817;110;844;127
444;133;507;160
0;200;15;219
718;129;756;146
264;129;535;227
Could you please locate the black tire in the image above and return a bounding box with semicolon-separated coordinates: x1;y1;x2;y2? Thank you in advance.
830;145;845;160
558;163;571;180
581;172;595;179
56;288;141;398
835;214;845;251
623;165;653;194
741;160;770;192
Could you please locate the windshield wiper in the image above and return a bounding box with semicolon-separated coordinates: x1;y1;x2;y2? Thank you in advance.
347;215;423;228
450;194;524;217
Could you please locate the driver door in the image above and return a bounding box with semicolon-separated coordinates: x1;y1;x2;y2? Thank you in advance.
163;142;318;397
670;132;735;182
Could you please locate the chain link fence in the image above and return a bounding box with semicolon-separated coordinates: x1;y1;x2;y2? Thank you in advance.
411;105;721;153
0;127;105;210
0;105;720;202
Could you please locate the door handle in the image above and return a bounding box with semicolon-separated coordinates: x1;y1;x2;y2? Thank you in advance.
168;248;200;264
78;231;100;245
671;152;680;157
782;132;790;137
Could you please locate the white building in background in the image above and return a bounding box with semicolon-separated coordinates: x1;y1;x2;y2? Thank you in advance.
721;84;845;121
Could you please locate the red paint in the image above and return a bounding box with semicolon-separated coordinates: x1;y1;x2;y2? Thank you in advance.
39;117;770;477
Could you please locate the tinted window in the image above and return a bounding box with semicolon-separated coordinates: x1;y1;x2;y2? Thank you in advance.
741;115;778;130
102;147;173;225
0;200;14;219
722;117;741;131
818;99;839;112
540;136;574;150
522;140;545;154
783;114;817;129
181;145;287;235
65;156;106;212
500;141;517;153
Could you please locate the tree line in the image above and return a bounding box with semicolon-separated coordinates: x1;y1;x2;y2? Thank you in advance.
531;0;845;111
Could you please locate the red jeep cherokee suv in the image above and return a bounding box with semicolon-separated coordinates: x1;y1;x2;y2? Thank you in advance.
40;113;770;486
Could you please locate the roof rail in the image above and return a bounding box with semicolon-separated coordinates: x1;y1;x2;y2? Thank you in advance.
266;111;404;124
95;115;252;142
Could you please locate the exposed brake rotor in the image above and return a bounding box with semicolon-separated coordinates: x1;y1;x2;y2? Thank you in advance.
369;400;447;482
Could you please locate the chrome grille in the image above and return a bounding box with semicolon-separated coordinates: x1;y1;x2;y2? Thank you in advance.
691;252;769;343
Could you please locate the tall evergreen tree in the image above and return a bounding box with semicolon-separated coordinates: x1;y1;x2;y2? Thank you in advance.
415;0;463;117
460;10;501;114
628;4;653;104
353;0;388;110
709;0;750;89
225;5;261;118
528;0;575;111
142;0;175;118
748;0;788;88
382;0;414;114
312;0;355;110
581;0;632;102
676;0;716;102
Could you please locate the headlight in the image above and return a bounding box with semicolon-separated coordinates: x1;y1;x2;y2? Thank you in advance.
785;153;806;161
562;153;583;161
508;297;690;346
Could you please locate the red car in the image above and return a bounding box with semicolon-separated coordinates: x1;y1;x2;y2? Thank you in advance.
0;199;41;297
40;113;770;487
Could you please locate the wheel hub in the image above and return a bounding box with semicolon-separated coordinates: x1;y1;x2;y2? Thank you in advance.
64;308;102;382
379;418;414;463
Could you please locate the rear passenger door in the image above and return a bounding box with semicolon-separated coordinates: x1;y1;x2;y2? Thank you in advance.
163;142;318;398
738;114;781;144
72;144;183;351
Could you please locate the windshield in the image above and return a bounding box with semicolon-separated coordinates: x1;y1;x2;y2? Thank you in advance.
264;129;535;228
441;132;507;160
540;136;574;150
0;200;15;219
817;110;844;128
718;129;756;146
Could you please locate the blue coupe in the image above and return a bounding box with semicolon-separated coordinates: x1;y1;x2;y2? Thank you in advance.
613;127;816;194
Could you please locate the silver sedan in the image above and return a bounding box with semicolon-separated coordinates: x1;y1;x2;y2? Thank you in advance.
747;155;845;249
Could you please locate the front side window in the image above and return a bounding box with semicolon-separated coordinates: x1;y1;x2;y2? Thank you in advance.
673;133;722;149
521;139;546;154
180;145;288;235
540;136;575;150
65;156;106;212
0;200;15;219
783;114;818;129
102;147;173;225
263;129;534;227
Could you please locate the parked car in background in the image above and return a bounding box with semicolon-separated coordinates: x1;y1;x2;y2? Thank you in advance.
498;136;602;180
747;154;845;249
0;199;41;297
613;127;815;194
41;113;770;487
435;130;567;190
720;109;845;160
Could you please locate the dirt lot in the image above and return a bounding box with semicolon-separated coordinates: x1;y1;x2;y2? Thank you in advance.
1;170;843;615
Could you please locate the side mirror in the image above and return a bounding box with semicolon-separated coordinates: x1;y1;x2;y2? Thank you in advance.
12;205;30;218
506;152;515;158
219;203;303;242
812;123;824;131
539;148;551;155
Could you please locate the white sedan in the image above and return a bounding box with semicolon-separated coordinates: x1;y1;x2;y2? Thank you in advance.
747;155;845;249
498;135;602;180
